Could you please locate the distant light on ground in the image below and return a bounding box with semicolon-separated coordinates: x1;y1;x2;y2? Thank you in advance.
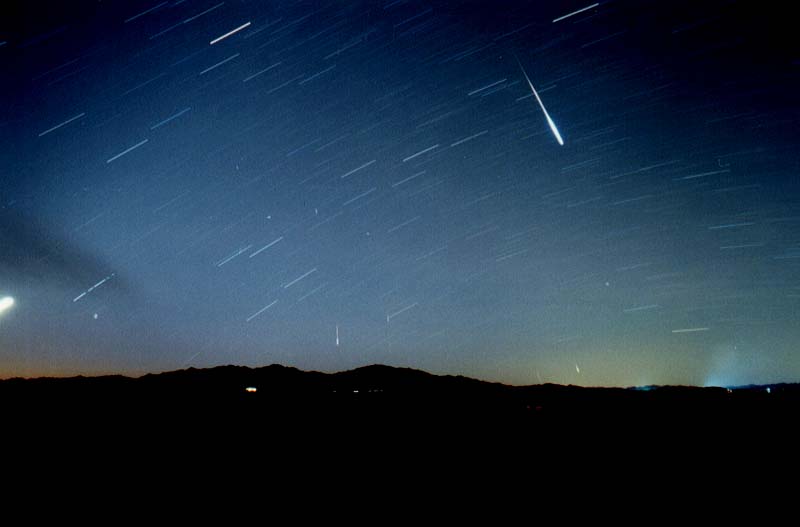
245;386;257;393
0;297;14;314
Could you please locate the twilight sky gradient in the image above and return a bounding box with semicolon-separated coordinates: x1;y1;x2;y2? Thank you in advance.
2;0;798;386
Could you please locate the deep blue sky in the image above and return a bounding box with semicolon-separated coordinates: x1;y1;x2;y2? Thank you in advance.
2;0;798;386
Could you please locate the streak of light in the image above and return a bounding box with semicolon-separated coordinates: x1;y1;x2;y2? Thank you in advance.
283;268;318;289
386;302;418;322
450;130;488;147
38;113;86;137
150;107;191;130
553;3;599;23
216;245;253;267
73;274;115;302
391;171;424;187
623;304;660;313
402;144;440;162
242;62;282;83
468;79;507;96
0;297;14;314
342;187;376;206
106;139;148;163
125;2;168;24
516;58;564;145
340;159;376;179
210;21;251;45
199;53;240;75
183;2;224;25
246;300;278;322
249;237;283;258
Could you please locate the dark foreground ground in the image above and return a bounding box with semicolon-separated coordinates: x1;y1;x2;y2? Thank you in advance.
3;364;796;430
5;364;800;476
5;364;795;490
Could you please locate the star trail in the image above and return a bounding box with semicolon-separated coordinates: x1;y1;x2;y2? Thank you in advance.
1;0;798;387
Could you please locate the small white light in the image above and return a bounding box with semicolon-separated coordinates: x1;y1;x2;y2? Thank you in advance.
245;387;257;393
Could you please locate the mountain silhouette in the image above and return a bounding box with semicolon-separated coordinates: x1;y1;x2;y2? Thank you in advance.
4;363;798;465
3;363;797;426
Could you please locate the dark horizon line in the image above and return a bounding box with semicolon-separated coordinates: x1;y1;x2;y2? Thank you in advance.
1;362;795;390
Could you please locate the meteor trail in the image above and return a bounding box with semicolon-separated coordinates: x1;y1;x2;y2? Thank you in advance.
210;21;251;45
0;296;14;315
516;58;564;146
671;327;710;334
553;3;599;23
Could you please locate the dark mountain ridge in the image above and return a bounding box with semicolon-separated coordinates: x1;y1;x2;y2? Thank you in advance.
3;363;796;416
4;365;799;457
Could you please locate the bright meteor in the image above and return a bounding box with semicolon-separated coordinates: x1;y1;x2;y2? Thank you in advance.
517;58;565;146
0;296;14;315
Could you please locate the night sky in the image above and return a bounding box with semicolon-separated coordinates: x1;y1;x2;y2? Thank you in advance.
2;0;798;386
